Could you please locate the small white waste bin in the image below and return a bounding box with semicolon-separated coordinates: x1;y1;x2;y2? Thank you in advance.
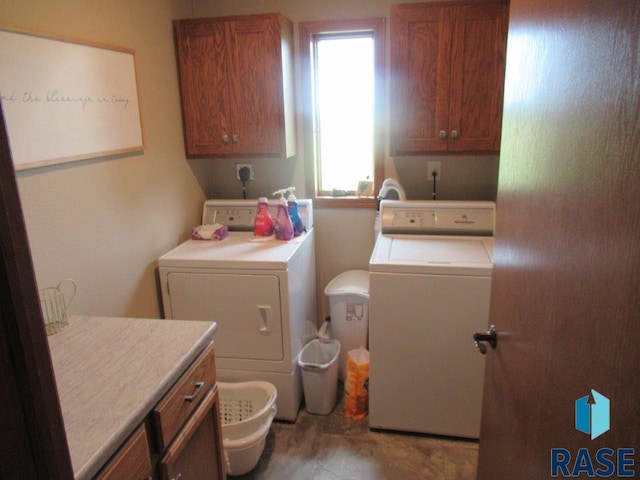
298;339;341;415
324;270;369;381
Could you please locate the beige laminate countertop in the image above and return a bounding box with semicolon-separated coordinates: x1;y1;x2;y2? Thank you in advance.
48;315;217;480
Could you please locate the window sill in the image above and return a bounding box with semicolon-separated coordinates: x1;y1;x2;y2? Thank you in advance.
313;196;377;209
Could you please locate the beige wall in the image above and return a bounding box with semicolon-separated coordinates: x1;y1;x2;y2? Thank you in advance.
1;0;499;325
2;0;206;318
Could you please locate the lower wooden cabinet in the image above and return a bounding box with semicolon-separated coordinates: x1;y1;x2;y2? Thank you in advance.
93;343;226;480
94;425;152;480
153;342;226;480
159;387;225;480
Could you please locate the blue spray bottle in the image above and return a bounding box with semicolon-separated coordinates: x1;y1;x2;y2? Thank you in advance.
286;187;304;236
273;189;294;241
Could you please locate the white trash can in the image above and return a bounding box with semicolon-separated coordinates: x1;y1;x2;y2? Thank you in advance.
298;339;341;415
324;270;369;381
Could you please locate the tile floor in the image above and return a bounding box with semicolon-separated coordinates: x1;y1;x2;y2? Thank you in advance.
231;385;478;480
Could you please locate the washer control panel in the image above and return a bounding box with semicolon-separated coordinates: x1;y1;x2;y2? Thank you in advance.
380;200;495;236
388;209;436;229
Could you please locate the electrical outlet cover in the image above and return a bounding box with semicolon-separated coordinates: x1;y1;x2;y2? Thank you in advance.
236;163;254;181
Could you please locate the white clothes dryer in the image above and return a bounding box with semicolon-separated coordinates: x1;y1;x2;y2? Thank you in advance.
369;200;494;438
159;199;316;421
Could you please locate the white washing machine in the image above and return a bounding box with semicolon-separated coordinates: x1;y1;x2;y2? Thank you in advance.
368;200;495;438
159;199;316;421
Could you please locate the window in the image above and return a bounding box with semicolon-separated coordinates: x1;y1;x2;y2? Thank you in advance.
300;19;385;207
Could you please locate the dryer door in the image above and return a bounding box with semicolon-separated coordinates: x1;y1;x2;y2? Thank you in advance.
166;272;283;361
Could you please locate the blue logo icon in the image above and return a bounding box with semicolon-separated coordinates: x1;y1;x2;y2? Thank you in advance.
575;389;610;440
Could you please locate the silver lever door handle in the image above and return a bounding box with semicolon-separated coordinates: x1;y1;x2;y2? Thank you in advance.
473;325;497;354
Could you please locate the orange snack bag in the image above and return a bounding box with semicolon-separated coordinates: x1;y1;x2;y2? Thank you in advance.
344;347;369;419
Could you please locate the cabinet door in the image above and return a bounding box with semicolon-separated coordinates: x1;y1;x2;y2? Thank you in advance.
448;1;508;152
390;1;508;155
174;14;294;158
227;16;286;155
94;425;152;480
390;3;452;154
174;18;234;157
160;387;226;480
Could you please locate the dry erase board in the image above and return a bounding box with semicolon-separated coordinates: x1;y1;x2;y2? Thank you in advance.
0;27;144;170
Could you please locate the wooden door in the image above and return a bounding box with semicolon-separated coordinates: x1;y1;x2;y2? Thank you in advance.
448;1;508;153
174;18;234;157
0;108;74;477
390;3;451;154
227;15;285;156
477;1;640;478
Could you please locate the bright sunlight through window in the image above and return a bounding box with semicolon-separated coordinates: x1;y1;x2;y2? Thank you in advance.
313;35;375;194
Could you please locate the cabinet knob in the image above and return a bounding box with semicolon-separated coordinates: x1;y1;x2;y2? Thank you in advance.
451;130;459;139
439;130;447;140
222;135;229;144
232;134;239;143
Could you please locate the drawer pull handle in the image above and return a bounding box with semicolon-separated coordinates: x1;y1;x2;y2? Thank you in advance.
184;381;205;403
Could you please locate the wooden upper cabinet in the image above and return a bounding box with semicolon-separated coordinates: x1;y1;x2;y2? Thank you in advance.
174;14;296;158
390;1;508;155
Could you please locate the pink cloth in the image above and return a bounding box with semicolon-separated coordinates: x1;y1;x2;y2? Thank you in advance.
191;224;228;241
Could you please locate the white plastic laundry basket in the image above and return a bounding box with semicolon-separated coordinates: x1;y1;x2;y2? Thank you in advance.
219;381;277;476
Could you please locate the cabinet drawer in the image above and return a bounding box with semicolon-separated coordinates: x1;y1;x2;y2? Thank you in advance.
94;425;152;480
152;343;216;449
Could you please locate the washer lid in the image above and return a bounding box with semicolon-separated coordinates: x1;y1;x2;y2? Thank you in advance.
370;234;494;276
